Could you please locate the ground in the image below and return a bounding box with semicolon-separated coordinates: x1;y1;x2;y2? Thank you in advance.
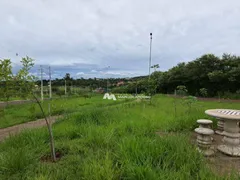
0;95;240;179
0;116;58;142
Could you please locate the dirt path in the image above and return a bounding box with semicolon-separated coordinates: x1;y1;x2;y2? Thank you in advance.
0;116;60;142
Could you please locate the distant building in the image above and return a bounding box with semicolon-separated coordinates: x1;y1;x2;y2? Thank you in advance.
117;81;125;86
95;87;104;93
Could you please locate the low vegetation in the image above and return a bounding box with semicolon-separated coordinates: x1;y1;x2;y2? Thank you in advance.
0;95;128;128
0;95;239;179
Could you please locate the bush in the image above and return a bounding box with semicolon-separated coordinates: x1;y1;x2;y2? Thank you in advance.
222;91;240;99
55;89;65;97
176;85;188;96
199;88;208;97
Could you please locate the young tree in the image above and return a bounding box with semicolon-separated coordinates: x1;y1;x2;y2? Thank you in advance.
17;56;57;162
16;56;35;99
0;59;15;104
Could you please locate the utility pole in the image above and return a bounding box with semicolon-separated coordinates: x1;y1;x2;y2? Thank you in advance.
49;66;52;99
148;33;153;81
40;65;43;101
106;66;110;93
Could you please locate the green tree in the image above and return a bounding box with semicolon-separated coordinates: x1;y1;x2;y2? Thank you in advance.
17;56;57;162
16;56;35;99
0;59;14;103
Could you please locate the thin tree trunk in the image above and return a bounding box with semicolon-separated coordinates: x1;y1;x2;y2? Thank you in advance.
32;93;56;162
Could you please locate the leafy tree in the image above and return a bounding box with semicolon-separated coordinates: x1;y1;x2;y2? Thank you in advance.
176;85;188;96
0;59;14;103
199;88;208;97
16;56;35;99
16;56;57;162
151;64;160;72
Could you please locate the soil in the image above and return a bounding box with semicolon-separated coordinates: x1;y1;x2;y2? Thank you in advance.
40;151;63;163
191;132;240;177
157;130;240;177
0;116;60;142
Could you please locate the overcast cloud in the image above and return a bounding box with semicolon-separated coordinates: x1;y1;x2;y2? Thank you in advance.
0;0;240;79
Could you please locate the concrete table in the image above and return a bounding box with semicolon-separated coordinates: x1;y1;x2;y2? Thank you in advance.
205;109;240;156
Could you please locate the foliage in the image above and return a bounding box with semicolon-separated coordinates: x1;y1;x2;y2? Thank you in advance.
16;56;35;99
182;96;198;114
55;88;65;97
0;95;239;179
176;85;188;96
29;53;240;99
0;59;14;102
199;88;208;97
0;95;126;128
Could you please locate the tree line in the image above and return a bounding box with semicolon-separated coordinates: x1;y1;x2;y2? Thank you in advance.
1;53;240;99
111;53;240;98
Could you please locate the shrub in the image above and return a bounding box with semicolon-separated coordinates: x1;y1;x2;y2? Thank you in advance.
176;85;188;96
199;88;208;97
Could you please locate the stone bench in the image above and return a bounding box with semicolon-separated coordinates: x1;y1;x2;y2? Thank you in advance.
195;127;215;156
197;119;213;129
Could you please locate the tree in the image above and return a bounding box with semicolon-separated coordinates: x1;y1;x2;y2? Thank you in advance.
0;59;14;103
199;88;208;97
17;56;57;162
65;73;71;81
176;85;188;96
16;56;35;99
151;64;160;72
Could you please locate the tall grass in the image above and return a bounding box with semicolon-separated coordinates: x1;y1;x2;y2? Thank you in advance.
0;95;239;179
0;95;127;128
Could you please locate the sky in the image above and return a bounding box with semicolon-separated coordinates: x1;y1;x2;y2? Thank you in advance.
0;0;240;79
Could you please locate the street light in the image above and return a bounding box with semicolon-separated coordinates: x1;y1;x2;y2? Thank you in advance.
148;33;153;96
148;33;153;81
106;66;110;92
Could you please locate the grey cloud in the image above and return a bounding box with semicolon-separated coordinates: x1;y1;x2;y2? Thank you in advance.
1;0;240;78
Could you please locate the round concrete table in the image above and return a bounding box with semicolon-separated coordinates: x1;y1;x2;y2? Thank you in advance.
205;109;240;156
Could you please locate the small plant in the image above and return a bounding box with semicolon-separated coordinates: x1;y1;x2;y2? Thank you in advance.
182;95;198;114
0;108;5;119
199;88;208;97
176;85;188;96
28;103;36;119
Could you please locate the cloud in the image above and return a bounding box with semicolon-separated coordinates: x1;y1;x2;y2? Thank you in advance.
76;72;85;76
1;0;240;78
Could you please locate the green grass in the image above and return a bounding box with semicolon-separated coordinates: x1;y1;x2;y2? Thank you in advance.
0;95;129;128
0;95;239;179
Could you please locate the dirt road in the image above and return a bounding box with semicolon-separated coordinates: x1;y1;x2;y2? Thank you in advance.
0;116;59;142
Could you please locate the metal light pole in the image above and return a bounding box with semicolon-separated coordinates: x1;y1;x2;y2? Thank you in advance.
40;65;43;101
106;66;110;92
148;33;153;81
49;66;52;99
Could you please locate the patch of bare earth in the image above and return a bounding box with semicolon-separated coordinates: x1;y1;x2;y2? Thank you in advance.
40;151;63;163
191;132;240;177
156;131;240;177
0;116;60;142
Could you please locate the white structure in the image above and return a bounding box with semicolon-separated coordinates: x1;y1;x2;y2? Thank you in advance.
109;94;116;100
205;109;240;156
103;93;116;101
195;127;215;156
103;93;110;99
197;119;213;129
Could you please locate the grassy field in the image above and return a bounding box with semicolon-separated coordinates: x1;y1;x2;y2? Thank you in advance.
0;95;239;179
0;95;129;128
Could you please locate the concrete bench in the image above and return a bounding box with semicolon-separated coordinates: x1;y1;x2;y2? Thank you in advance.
197;119;213;129
195;127;214;156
